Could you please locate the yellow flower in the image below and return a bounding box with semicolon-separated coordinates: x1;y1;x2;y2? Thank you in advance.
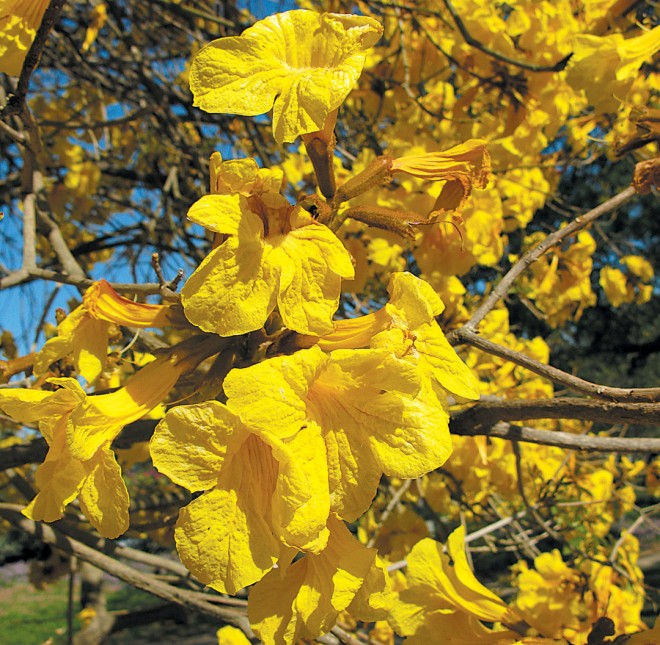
567;26;660;112
181;157;354;336
390;526;517;644
317;272;480;401
0;355;187;538
216;626;251;645
223;345;452;521
390;139;491;216
600;266;633;308
249;515;391;645
34;280;180;383
150;399;330;594
0;0;49;75
621;255;653;282
189;10;383;143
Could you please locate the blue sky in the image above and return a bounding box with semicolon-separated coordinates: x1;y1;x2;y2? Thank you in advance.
0;0;301;358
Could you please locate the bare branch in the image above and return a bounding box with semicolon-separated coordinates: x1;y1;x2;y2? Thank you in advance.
0;503;253;634
1;0;67;118
453;396;660;429
451;185;637;337
452;419;660;453
455;329;660;403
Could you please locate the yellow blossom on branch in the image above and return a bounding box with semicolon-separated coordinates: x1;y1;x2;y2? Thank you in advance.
150;400;330;594
566;26;660;112
0;354;191;538
34;280;182;383
0;0;49;75
390;139;491;216
390;526;518;644
249;515;391;645
181;157;354;336
223;345;452;521
317;271;480;401
189;10;383;143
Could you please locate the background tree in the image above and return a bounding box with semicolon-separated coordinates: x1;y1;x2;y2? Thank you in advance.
0;1;658;644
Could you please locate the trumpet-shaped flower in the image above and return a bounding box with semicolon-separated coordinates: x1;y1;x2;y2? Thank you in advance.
34;280;180;383
189;10;383;143
0;0;49;75
150;400;331;594
181;158;354;336
566;26;660;112
390;526;518;643
0;355;188;538
249;515;391;645
391;139;491;215
223;345;452;521
317;272;479;401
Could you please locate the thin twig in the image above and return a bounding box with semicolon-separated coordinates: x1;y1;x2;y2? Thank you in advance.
441;0;571;73
450;185;637;338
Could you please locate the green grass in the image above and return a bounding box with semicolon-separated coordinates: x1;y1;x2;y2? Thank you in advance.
0;572;166;645
0;568;220;644
0;576;80;645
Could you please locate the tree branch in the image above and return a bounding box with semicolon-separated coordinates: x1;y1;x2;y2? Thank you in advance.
452;397;660;429
454;328;660;403
450;185;637;338
1;0;67;118
0;504;253;634
441;0;571;72
454;420;660;453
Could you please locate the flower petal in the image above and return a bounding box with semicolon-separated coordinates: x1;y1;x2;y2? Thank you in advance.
190;10;382;143
267;422;330;552
174;437;279;595
68;356;184;461
224;347;327;439
151;401;249;492
78;446;130;539
181;236;277;337
249;516;385;644
273;217;354;335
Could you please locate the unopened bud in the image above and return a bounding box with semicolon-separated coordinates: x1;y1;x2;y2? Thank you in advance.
333;156;393;206
343;205;421;239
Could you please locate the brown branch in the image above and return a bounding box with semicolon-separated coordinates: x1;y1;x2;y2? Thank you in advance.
454;329;660;403
2;0;67;118
441;0;571;73
453;397;660;429
450;185;637;338
37;210;87;282
0;266;177;296
0;504;253;634
452;419;660;453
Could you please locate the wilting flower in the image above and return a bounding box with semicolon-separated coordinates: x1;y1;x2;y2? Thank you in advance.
189;10;383;143
333;139;491;217
0;355;190;538
34;280;181;383
181;157;354;337
0;0;49;75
